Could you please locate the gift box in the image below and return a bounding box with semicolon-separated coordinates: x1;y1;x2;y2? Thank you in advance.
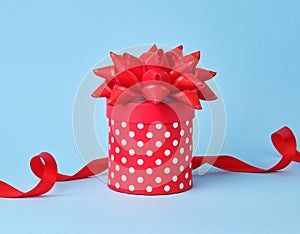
92;45;217;195
106;100;194;194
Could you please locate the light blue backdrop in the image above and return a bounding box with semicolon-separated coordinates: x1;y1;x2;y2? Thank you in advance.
0;0;299;233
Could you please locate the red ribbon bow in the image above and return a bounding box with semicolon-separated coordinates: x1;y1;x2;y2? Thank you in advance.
91;45;217;109
0;126;299;198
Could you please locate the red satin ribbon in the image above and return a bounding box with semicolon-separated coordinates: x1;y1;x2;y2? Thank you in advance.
0;126;299;198
193;126;300;172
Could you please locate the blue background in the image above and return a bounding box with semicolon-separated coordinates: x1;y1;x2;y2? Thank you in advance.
0;0;299;233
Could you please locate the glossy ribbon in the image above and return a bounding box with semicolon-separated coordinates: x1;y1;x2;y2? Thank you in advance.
0;126;299;198
91;44;217;109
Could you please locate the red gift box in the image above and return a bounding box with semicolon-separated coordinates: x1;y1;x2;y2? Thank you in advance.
92;44;217;195
106;100;195;195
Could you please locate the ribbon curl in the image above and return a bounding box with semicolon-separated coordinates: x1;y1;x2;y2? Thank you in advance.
0;126;299;198
91;45;217;109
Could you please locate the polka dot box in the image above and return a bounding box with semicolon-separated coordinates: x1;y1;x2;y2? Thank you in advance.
106;100;194;195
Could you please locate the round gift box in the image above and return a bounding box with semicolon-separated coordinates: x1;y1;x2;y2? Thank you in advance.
106;101;195;195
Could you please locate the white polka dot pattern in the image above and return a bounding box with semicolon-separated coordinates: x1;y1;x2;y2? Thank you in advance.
107;118;193;195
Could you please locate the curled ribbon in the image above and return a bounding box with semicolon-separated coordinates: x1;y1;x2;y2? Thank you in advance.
0;126;299;198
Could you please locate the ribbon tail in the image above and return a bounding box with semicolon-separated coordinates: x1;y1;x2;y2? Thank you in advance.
30;156;108;181
0;153;108;198
0;152;58;198
192;155;293;173
192;126;300;173
56;158;108;181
